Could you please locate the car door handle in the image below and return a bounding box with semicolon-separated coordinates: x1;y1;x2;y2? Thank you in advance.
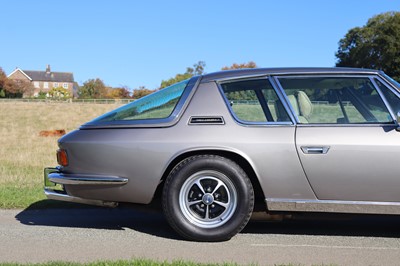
301;146;330;154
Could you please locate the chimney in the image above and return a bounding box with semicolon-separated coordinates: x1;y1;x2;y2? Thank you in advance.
46;64;51;74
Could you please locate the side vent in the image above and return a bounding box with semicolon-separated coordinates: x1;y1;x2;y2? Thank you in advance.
189;116;225;125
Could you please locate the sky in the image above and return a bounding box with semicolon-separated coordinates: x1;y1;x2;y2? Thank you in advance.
1;0;399;90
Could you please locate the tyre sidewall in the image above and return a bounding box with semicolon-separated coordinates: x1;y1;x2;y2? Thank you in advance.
163;155;254;241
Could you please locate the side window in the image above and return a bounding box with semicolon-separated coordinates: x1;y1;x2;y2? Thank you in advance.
278;77;393;124
221;79;290;123
375;79;400;115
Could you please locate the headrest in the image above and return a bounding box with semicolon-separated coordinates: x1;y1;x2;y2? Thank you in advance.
297;91;313;119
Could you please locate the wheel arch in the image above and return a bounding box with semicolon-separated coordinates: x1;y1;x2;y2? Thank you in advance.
154;148;265;210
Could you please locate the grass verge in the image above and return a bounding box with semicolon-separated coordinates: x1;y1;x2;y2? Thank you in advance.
0;102;123;209
0;259;326;266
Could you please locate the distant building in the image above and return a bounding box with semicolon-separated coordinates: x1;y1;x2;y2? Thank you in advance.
7;65;78;97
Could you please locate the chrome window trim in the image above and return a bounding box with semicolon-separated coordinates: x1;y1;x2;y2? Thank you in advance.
373;75;400;115
271;76;300;124
216;77;295;126
81;76;201;129
379;72;400;93
370;77;397;121
377;75;400;96
274;74;397;126
296;123;396;128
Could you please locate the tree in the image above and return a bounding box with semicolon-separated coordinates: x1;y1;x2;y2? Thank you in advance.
336;12;400;81
190;60;206;76
221;61;257;70
132;86;155;99
160;61;206;89
48;86;71;99
0;67;33;98
0;68;6;97
78;78;108;99
107;86;131;99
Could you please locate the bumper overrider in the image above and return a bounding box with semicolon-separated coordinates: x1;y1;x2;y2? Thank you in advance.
44;167;128;207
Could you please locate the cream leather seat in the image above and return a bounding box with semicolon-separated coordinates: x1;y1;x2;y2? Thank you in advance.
288;91;313;123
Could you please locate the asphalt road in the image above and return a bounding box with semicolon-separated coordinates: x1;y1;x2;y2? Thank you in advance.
1;206;400;265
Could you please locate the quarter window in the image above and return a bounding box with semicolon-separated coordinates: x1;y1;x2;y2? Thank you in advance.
221;79;290;123
278;77;393;124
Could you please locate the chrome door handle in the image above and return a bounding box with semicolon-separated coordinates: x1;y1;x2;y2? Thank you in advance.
301;146;330;154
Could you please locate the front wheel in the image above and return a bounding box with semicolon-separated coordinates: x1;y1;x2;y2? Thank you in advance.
162;155;254;241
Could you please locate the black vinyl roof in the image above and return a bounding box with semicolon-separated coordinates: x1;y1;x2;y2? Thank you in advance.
200;67;381;83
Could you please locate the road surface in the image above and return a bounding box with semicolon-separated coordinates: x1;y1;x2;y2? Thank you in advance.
1;206;400;265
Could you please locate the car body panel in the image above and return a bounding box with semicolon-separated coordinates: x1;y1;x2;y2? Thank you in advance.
45;67;400;217
296;125;400;202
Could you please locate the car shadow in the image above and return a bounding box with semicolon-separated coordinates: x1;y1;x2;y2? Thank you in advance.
15;200;180;240
16;200;400;240
243;212;400;238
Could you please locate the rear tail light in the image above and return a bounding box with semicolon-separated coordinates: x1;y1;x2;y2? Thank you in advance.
57;149;69;167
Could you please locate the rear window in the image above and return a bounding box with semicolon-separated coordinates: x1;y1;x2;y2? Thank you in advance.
91;80;189;123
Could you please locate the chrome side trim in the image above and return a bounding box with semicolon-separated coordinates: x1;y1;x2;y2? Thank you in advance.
266;198;400;215
49;173;128;185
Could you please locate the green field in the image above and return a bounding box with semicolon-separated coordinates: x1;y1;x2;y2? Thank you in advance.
0;102;123;209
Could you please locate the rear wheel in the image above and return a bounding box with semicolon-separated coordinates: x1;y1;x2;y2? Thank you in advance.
162;155;254;241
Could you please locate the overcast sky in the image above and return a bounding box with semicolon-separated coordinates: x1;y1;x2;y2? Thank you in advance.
1;0;399;90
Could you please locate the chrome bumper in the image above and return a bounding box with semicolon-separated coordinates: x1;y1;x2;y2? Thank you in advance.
44;167;127;207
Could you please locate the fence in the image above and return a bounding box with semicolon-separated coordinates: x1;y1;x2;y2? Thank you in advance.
0;98;135;104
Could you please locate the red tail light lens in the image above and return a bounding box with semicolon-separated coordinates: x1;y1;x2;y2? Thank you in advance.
57;149;69;167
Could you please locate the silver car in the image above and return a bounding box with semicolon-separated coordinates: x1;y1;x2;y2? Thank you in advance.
44;67;400;241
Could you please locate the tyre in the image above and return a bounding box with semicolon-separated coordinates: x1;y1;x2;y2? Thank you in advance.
162;155;254;241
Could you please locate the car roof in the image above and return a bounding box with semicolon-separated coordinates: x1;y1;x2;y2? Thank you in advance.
200;67;381;83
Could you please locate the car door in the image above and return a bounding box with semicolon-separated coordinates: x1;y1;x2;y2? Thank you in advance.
277;75;400;202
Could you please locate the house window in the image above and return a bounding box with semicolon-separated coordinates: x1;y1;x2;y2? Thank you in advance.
54;82;59;88
44;82;49;89
34;81;40;88
63;83;68;89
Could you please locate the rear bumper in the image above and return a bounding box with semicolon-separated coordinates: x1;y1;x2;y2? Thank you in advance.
44;167;127;207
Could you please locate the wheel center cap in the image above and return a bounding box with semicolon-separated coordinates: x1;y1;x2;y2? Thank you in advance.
202;193;214;205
